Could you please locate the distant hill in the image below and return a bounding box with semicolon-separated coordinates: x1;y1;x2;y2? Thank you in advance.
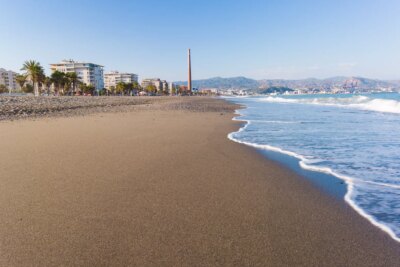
175;76;399;92
257;76;397;91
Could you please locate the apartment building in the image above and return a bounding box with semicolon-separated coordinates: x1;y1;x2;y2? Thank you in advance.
50;60;104;90
141;78;168;92
0;68;19;92
104;71;138;89
168;82;176;94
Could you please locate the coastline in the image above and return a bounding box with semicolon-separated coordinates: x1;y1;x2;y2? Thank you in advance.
227;99;400;243
0;97;399;266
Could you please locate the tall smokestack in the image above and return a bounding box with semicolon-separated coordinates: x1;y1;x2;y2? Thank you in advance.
188;48;192;92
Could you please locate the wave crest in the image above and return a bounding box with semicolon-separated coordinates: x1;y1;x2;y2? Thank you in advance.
228;109;400;243
259;95;400;114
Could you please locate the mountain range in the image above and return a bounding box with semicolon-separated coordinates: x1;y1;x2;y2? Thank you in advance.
175;76;400;92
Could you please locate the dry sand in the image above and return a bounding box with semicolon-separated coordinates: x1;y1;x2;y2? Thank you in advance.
0;97;399;266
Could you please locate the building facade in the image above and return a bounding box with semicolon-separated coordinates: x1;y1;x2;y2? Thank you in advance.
104;71;138;89
0;68;19;92
141;78;168;93
141;78;159;90
168;82;176;94
50;60;104;90
161;80;168;92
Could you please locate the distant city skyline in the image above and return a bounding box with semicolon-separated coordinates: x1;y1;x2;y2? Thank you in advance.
1;0;400;81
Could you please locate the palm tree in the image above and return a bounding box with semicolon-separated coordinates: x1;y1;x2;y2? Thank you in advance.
109;86;116;95
59;75;68;95
116;82;126;96
21;60;44;96
79;83;87;94
132;81;140;95
15;74;26;93
86;85;95;95
63;77;72;95
50;71;65;95
145;84;157;95
43;76;52;95
126;82;133;95
37;71;46;95
79;84;95;95
65;72;79;95
75;80;83;95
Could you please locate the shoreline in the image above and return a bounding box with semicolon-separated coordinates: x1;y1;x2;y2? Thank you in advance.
227;99;400;243
0;97;400;265
0;95;238;121
228;108;347;198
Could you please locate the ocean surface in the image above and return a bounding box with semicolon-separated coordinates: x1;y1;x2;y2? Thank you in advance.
226;93;400;242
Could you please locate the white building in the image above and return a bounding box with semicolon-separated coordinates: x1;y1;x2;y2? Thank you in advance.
161;80;168;92
141;78;168;92
168;82;176;94
50;60;104;90
0;68;19;92
104;71;138;89
141;78;156;89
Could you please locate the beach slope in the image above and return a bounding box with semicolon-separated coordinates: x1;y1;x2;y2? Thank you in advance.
0;97;399;266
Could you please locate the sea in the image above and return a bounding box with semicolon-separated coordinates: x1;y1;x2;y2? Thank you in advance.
225;92;400;242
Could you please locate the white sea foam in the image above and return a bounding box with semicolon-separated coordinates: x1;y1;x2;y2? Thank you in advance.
259;95;400;114
228;108;400;243
248;120;300;124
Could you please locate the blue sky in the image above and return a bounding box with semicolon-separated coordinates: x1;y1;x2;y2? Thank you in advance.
1;0;400;81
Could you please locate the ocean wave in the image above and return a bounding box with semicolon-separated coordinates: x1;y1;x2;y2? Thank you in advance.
259;95;400;114
248;120;301;124
228;109;400;243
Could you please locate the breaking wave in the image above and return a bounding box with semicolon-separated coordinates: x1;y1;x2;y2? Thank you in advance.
227;98;400;243
259;95;400;114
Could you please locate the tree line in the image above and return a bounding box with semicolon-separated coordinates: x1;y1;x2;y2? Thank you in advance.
13;60;83;96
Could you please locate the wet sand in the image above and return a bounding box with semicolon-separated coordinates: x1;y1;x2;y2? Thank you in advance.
0;97;399;266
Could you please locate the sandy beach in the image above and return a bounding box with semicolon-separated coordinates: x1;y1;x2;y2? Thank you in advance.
0;96;399;266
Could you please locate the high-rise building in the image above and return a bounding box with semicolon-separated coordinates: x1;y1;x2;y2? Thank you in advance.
0;68;19;92
104;71;138;89
50;60;104;90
